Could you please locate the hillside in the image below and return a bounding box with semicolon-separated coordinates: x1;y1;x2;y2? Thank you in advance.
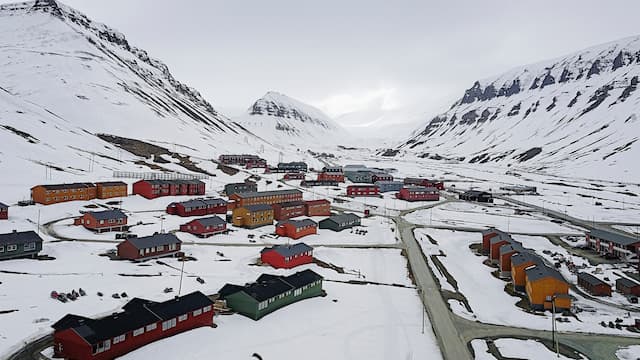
235;91;347;149
0;0;285;202
397;35;640;181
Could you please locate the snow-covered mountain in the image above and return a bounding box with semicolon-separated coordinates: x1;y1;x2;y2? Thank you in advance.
397;35;640;181
0;0;288;201
235;91;347;148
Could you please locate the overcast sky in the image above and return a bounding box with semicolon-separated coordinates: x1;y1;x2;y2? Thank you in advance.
7;0;640;127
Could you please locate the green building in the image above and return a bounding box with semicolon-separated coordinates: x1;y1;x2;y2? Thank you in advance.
0;230;43;261
219;270;324;320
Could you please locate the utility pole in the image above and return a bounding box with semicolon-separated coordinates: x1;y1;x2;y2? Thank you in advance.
178;255;186;296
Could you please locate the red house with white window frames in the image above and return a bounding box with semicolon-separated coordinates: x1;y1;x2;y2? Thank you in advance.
304;199;331;216
403;177;445;190
260;242;314;269
132;180;205;200
52;291;214;360
74;210;128;233
272;201;307;221
346;184;380;197
0;202;7;220
371;172;393;183
317;172;345;182
396;186;440;201
275;219;318;239
179;216;227;237
117;233;182;261
166;198;227;217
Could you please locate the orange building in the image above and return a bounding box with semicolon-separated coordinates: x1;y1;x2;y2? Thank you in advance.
232;204;274;228
96;181;128;199
489;233;513;263
276;219;318;239
510;251;543;291
229;189;303;208
31;183;97;205
525;265;571;311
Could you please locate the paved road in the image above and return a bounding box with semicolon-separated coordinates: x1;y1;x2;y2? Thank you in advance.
395;217;471;360
6;334;53;360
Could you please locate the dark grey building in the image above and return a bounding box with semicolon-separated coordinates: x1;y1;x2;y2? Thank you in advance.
277;162;308;172
459;190;493;203
224;182;258;196
318;213;361;232
0;230;43;260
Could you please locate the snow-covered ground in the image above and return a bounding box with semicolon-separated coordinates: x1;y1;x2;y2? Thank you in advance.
405;201;585;234
414;228;640;335
616;345;640;360
471;338;587;360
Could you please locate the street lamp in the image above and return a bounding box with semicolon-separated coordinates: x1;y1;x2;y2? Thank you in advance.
551;295;560;358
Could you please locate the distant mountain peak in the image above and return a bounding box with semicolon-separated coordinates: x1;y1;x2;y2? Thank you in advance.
248;91;337;130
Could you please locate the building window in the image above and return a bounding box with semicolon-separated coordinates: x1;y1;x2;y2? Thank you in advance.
133;327;144;336
139;249;144;256
178;314;188;322
294;288;302;296
193;309;202;316
7;244;17;252
24;242;36;251
146;323;157;331
113;334;125;344
162;318;177;331
203;305;212;313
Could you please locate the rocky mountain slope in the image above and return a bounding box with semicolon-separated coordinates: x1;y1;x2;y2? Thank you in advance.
0;0;281;201
397;35;640;181
235;91;346;148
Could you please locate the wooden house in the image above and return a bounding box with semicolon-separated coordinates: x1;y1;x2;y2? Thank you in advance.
586;229;640;260
319;213;361;232
132;180;205;200
347;184;380;197
371;172;393;183
499;242;523;278
481;227;507;253
232;205;274;228
459;190;493;203
31;183;97;205
218;270;324;320
224;182;257;196
489;233;514;263
272;201;306;221
305;199;331;216
301;180;339;187
510;251;544;291
74;210;128;233
277;162;308;172
276;219;318;239
283;173;305;180
403;177;445;190
260;243;314;268
229;189;302;208
180;216;227;237
218;154;266;167
616;277;640;296
396;186;439;201
577;272;612;296
525;265;571;311
95;181;128;199
166;198;227;217
0;230;43;261
0;202;7;220
375;181;403;193
345;170;373;183
117;233;182;261
318;167;344;182
52;291;214;360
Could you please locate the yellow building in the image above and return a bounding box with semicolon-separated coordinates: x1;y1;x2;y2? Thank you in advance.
232;204;274;228
525;265;571;311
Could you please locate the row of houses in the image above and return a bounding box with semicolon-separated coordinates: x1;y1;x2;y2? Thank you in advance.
481;228;572;311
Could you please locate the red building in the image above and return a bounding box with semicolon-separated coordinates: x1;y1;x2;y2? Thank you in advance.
499;243;522;278
305;199;331;217
481;227;506;253
396;187;439;201
275;219;318;240
577;272;612;296
371;172;393;183
272;201;306;221
52;291;214;360
616;278;640;296
132;180;205;200
166;198;227;217
403;177;445;190
283;173;305;180
317;172;345;182
74;210;128;233
489;233;514;263
117;233;182;261
0;202;7;220
180;216;227;237
347;185;380;197
260;242;314;269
